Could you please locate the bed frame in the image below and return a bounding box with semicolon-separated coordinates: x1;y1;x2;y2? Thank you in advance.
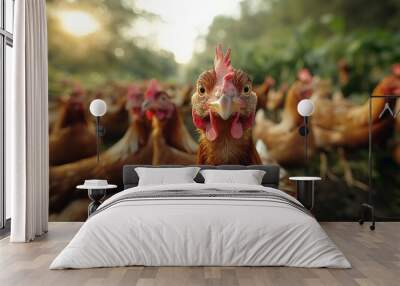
123;165;280;189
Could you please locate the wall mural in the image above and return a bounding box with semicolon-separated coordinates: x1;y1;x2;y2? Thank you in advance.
47;0;400;221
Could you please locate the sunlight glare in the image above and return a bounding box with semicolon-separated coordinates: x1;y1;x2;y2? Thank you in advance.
133;0;241;64
58;10;99;37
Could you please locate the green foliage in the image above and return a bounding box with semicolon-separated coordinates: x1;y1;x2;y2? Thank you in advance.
185;0;400;95
47;0;178;98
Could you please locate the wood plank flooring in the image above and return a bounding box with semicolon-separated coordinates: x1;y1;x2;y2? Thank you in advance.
0;222;399;286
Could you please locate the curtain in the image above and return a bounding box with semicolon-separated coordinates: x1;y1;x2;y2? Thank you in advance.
7;0;49;242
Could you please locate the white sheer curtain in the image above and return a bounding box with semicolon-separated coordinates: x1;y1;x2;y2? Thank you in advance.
7;0;49;242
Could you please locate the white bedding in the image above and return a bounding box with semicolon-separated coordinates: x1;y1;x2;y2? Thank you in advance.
50;183;351;269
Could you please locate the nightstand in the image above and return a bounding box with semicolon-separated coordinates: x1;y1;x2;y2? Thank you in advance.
289;176;321;211
77;184;117;216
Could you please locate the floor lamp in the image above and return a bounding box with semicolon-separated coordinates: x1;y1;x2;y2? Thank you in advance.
295;99;316;210
86;99;108;216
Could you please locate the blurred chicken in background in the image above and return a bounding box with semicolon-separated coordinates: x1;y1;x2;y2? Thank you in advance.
337;59;350;88
49;85;97;166
94;84;129;141
312;64;400;148
143;80;198;165
266;82;288;112
255;76;275;111
253;69;315;166
50;84;152;221
180;84;195;108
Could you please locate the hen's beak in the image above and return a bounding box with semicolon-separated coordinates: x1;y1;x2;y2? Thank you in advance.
209;95;241;120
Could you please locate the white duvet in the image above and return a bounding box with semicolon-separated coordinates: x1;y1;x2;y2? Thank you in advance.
50;183;351;269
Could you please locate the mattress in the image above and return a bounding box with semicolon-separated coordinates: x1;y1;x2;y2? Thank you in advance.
50;183;350;269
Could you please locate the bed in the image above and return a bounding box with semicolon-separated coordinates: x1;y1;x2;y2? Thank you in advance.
50;165;350;269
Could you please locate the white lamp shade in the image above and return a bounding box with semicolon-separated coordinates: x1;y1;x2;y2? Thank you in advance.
89;99;107;117
297;99;314;117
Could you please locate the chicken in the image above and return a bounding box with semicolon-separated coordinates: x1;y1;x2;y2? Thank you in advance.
337;59;350;88
49;97;64;133
191;45;261;165
266;82;288;111
312;64;400;148
255;76;275;110
49;79;80;132
49;85;97;166
253;69;314;166
180;84;194;108
311;71;354;110
96;86;129;141
50;85;152;219
336;58;358;98
142;80;198;165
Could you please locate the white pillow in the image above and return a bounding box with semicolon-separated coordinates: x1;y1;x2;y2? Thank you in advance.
200;169;266;185
135;167;200;186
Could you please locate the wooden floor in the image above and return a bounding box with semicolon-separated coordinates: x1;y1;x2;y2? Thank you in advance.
0;222;399;286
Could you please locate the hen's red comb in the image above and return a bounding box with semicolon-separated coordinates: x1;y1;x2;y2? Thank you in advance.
298;69;313;83
214;44;233;82
392;64;400;77
222;72;235;91
145;79;160;99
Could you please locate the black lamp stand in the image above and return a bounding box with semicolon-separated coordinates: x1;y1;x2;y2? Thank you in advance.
95;116;106;163
297;116;314;210
299;116;310;167
359;96;377;230
359;94;399;231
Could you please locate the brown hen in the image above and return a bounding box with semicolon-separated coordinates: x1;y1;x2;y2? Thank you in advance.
253;69;314;166
49;86;97;166
255;76;275;110
312;64;400;148
143;80;198;165
192;45;261;165
50;86;152;220
99;86;130;141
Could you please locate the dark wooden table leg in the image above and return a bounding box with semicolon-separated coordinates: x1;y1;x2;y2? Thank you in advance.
87;189;106;217
296;181;314;211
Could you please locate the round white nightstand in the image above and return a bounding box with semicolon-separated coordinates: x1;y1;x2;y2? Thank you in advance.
77;184;117;216
289;176;321;211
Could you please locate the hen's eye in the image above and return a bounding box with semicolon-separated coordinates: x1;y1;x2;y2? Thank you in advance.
198;85;206;95
243;85;250;94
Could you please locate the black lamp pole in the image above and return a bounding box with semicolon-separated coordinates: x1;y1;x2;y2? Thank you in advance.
95;117;106;164
95;116;100;163
299;116;310;170
304;116;309;167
